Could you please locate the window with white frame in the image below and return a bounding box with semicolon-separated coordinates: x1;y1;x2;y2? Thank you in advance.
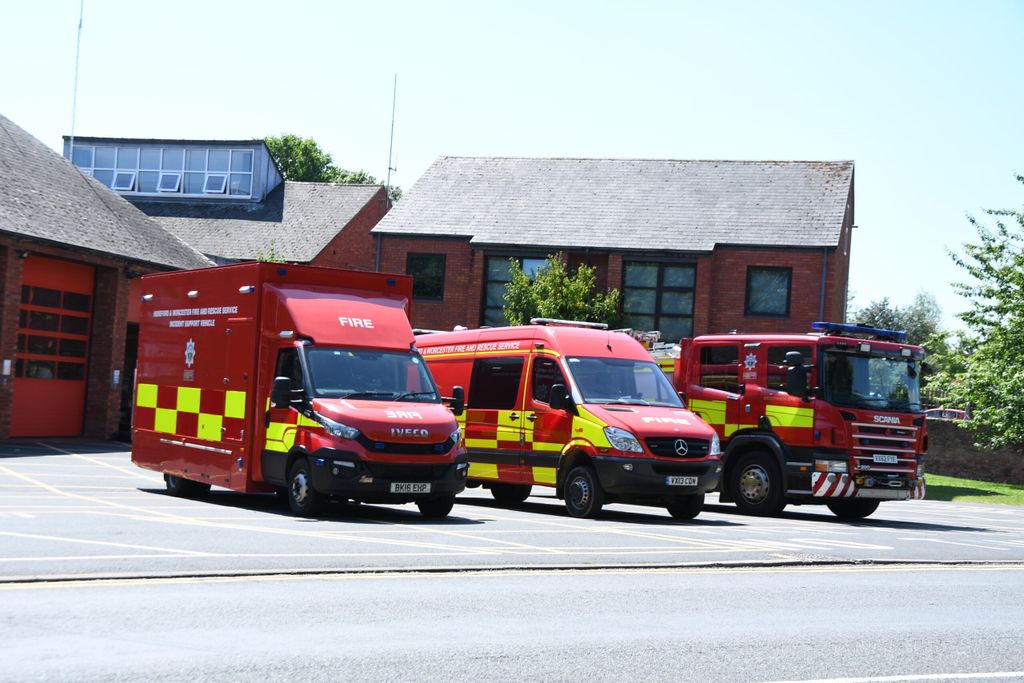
71;145;254;198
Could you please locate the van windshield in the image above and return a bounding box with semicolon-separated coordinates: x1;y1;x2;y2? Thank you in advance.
305;348;440;402
566;356;683;407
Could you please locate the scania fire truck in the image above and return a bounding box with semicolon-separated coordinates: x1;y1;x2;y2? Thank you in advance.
667;322;927;519
131;262;468;518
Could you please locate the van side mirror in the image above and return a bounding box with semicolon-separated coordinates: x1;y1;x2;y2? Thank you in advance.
271;376;294;409
549;384;573;412
448;385;465;416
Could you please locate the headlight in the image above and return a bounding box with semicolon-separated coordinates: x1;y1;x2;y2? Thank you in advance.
814;459;848;473
450;427;462;445
710;433;721;456
313;412;360;440
604;426;643;453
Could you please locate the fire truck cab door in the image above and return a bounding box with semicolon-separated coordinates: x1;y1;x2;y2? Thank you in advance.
687;342;745;440
260;346;305;485
522;353;572;487
760;343;816;448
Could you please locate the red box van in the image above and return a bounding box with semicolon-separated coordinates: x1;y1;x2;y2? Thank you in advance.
417;320;721;519
131;262;468;518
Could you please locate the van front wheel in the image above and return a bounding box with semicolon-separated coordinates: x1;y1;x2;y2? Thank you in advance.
666;494;704;520
564;466;605;518
417;495;455;519
288;458;324;517
490;483;532;506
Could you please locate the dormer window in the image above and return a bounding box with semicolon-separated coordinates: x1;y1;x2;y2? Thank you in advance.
71;144;254;198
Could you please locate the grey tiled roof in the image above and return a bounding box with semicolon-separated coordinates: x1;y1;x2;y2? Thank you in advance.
373;157;853;252
134;182;382;262
0;114;212;270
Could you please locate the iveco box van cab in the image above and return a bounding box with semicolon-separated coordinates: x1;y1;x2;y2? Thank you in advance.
131;262;468;518
417;319;721;519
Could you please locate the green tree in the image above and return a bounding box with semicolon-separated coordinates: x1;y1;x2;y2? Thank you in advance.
935;174;1024;448
851;291;942;346
264;134;402;202
502;255;622;327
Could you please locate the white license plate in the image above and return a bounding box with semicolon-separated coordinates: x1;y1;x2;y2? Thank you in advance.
666;476;699;486
390;482;431;494
873;454;899;464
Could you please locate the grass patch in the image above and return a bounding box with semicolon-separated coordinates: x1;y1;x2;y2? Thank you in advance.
925;473;1024;506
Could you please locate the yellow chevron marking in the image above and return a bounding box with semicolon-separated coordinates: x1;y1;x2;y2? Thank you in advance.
136;383;158;409
466;438;499;450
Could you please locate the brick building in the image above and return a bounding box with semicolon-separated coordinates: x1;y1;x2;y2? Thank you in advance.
62;136;390;267
0;115;211;440
372;157;854;338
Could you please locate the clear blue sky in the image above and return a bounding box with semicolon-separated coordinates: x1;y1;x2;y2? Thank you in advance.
2;0;1021;330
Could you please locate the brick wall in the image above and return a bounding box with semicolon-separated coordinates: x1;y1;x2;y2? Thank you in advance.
378;236;478;330
311;187;389;271
0;245;23;438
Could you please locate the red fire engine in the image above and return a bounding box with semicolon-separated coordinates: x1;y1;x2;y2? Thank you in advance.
131;262;468;518
668;322;926;519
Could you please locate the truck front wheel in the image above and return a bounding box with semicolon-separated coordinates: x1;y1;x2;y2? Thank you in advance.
730;452;786;516
666;494;704;520
417;495;455;519
287;458;324;517
564;466;605;518
164;473;210;498
826;499;880;520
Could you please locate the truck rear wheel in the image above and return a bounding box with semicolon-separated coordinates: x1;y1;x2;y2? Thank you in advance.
417;495;455;519
730;452;786;516
490;483;532;506
826;499;880;520
287;458;324;517
564;466;605;518
164;473;210;498
666;494;704;520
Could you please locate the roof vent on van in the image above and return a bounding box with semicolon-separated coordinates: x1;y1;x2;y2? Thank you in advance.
530;318;608;330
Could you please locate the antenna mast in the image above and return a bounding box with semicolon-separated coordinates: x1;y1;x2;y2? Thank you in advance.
68;0;85;163
385;74;397;209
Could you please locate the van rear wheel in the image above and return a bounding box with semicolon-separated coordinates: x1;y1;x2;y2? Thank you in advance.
666;494;704;520
288;458;324;517
564;466;605;518
164;473;210;498
417;495;455;519
490;483;532;506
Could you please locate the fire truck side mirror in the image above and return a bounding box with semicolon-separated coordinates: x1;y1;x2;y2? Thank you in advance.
785;365;809;399
448;385;465;416
550;384;574;412
271;377;293;409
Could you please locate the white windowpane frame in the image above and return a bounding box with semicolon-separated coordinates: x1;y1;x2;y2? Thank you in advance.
112;172;136;191
158;173;182;192
204;174;227;194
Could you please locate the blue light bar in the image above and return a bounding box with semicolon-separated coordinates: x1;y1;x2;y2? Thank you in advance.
811;321;907;342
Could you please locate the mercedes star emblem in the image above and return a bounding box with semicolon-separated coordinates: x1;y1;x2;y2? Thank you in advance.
673;438;689;456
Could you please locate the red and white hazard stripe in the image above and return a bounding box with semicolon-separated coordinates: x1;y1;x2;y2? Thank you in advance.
911;478;926;499
811;471;856;497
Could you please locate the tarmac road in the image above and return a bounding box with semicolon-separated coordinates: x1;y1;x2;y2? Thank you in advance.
1;441;1023;581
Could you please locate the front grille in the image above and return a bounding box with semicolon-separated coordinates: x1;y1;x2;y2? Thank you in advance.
363;463;450;480
645;437;710;458
356;435;455;455
651;463;711;476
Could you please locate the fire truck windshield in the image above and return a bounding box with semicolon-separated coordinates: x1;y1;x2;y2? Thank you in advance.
566;357;683;407
821;351;922;413
305;348;440;402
